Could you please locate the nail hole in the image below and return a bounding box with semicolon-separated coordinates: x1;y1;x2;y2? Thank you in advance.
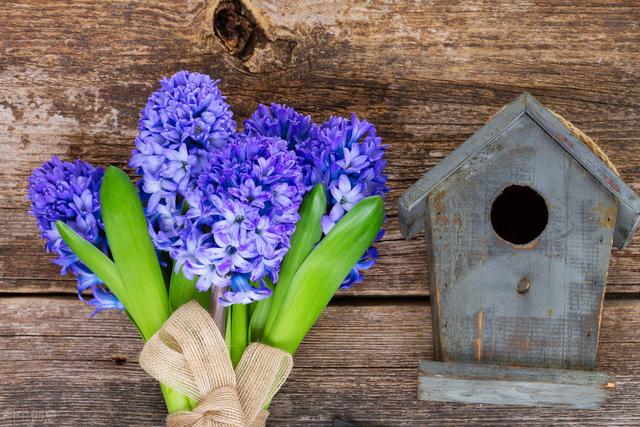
111;354;128;365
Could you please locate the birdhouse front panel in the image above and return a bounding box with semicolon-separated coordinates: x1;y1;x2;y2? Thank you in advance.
426;113;617;370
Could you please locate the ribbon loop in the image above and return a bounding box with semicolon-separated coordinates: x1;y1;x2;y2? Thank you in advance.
236;343;293;423
167;386;245;427
139;301;293;427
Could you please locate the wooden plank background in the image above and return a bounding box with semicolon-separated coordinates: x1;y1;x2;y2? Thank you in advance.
0;0;639;425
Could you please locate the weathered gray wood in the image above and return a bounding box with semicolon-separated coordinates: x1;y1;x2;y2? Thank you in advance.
418;361;614;409
399;94;528;240
524;95;640;249
426;112;616;370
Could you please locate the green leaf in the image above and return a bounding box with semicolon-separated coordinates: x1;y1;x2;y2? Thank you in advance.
169;265;211;312
55;221;129;307
61;167;191;413
260;184;326;340
100;166;170;341
262;196;384;354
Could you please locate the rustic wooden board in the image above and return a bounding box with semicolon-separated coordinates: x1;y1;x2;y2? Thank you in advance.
2;0;640;297
1;296;640;425
418;361;615;409
2;1;640;425
425;109;618;369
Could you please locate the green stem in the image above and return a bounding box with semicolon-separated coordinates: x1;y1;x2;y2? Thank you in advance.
225;306;233;352
248;279;273;342
229;303;248;367
161;384;192;413
169;265;212;312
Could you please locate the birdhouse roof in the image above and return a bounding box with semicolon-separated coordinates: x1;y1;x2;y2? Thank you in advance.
398;93;640;249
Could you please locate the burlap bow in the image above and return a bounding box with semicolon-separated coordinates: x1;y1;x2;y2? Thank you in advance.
139;301;293;427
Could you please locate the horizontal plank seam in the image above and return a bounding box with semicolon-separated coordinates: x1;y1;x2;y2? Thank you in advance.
1;292;640;303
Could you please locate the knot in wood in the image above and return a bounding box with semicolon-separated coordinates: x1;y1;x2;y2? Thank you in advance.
517;278;531;294
214;0;258;60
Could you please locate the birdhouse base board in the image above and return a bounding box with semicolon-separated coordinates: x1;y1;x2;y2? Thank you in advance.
418;360;614;409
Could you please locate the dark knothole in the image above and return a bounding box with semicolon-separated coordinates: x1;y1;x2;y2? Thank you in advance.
213;0;259;59
490;185;548;245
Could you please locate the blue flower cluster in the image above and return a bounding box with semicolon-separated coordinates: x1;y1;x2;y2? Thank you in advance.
131;73;305;305
130;71;236;250
27;157;123;314
245;104;388;287
28;71;387;311
172;135;304;305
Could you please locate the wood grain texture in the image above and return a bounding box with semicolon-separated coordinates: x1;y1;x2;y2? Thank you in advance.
427;110;617;369
2;0;640;297
1;1;640;425
418;361;615;409
1;296;640;425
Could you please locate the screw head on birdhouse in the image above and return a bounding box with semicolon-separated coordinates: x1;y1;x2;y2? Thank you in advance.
399;94;640;408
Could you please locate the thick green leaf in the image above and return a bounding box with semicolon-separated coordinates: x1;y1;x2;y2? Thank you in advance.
62;167;190;413
100;166;170;340
260;184;325;340
169;265;211;312
56;221;145;336
101;167;191;412
56;221;128;306
262;196;384;354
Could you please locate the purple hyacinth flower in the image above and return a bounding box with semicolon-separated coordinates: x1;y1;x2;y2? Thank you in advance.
207;229;257;276
211;196;258;238
169;134;305;302
219;274;272;306
322;174;365;234
131;71;236;249
87;286;124;314
228;179;270;209
147;198;184;251
27;157;123;314
161;143;194;193
247;107;388;289
244;103;313;149
170;226;212;277
341;246;379;288
253;216;283;258
337;144;370;173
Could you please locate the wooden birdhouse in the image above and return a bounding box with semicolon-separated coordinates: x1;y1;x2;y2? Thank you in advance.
399;93;640;409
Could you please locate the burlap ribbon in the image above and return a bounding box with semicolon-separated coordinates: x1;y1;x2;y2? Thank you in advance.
139;301;293;427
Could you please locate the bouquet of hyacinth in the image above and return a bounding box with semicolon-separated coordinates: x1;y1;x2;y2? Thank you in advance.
28;71;387;418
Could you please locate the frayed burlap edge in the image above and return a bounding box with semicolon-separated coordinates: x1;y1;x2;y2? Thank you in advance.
550;110;620;177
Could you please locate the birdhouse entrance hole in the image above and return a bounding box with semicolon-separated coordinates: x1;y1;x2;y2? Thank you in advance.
490;185;548;245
